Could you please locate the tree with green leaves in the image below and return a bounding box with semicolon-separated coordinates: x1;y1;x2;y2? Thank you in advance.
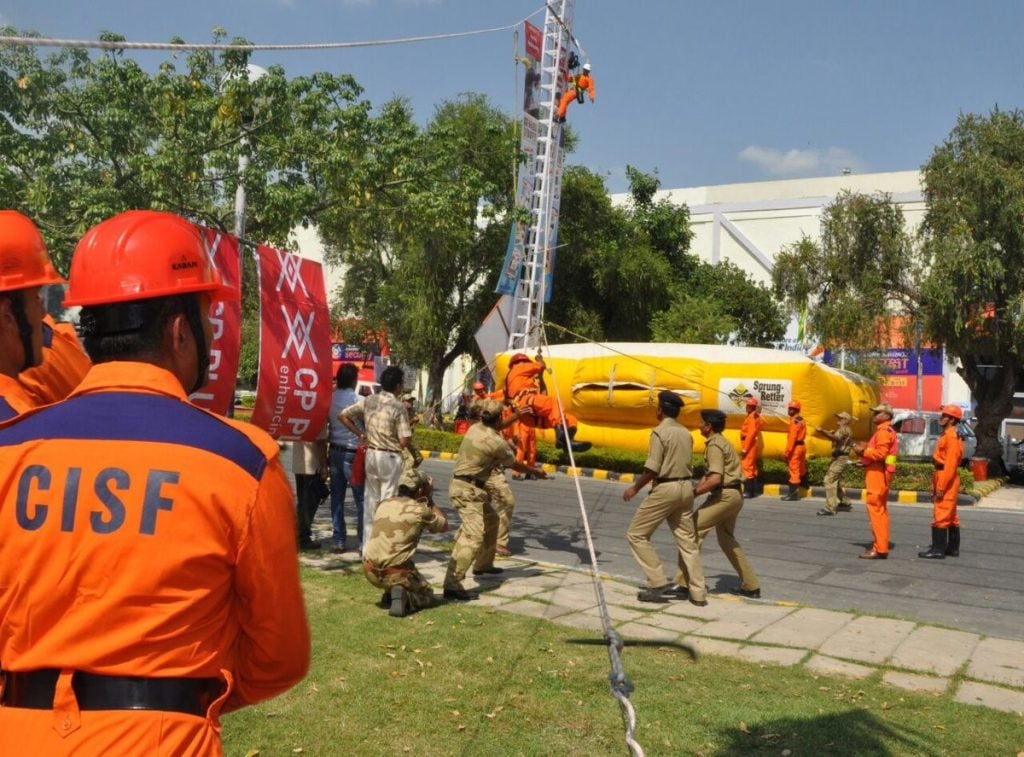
326;93;519;402
919;108;1024;466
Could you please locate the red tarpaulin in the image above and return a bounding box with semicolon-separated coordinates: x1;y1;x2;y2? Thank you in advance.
251;245;332;441
189;227;242;416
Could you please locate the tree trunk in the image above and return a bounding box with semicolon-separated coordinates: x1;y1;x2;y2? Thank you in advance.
962;356;1019;476
426;361;448;413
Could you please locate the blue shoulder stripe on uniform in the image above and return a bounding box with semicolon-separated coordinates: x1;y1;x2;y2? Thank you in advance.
0;398;16;422
41;321;54;349
0;392;268;480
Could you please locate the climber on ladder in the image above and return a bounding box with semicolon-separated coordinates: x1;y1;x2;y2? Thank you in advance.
556;54;595;123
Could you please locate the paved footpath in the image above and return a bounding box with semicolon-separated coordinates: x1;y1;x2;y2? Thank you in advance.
301;457;1024;717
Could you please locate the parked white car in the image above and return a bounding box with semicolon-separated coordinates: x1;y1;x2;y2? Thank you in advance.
891;411;976;465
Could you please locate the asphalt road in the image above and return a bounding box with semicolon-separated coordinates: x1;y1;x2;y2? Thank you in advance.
419;459;1024;642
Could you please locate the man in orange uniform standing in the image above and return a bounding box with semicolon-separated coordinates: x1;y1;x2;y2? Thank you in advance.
739;397;763;498
505;352;591;453
919;404;964;560
556;62;595;122
853;403;898;559
0;211;66;420
781;400;807;501
0;211;310;754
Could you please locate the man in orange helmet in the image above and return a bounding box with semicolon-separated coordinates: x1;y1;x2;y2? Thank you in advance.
853;403;898;559
781;400;807;501
0;211;66;420
739;396;763;498
0;211;309;754
919;404;965;559
556;62;595;123
504;352;591;453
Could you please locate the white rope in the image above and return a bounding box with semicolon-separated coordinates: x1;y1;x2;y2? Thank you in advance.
535;323;646;757
0;9;545;53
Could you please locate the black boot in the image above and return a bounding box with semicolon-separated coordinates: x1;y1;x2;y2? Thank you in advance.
556;425;592;453
743;480;755;499
781;484;799;501
918;527;948;559
946;526;960;557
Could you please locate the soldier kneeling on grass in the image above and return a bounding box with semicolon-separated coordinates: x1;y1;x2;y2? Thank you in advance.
363;468;449;617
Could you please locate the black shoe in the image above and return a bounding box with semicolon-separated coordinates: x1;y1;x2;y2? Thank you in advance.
443;587;480;601
836;504;853;512
816;509;835;516
525;472;537;480
918;527;948;559
663;584;689;600
299;539;321;551
946;525;960;556
377;591;391;609
731;587;761;599
781;485;799;501
689;597;709;607
637;584;672;603
473;566;504;576
389;585;409;617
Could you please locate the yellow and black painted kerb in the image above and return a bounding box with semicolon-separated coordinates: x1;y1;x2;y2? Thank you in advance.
418;450;996;506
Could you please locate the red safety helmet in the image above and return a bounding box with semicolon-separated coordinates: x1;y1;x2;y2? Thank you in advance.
0;211;65;293
745;397;759;409
940;404;963;421
63;211;236;307
508;353;532;367
787;400;802;412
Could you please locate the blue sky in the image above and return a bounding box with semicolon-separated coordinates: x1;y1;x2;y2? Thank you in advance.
2;0;1023;193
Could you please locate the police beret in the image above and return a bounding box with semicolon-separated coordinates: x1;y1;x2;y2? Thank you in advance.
400;468;429;492
657;390;683;410
479;399;505;418
700;409;726;426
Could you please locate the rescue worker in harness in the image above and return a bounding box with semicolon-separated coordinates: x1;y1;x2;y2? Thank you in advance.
556;61;595;123
505;352;591;453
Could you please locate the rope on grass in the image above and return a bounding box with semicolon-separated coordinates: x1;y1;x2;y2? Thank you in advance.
535;323;646;757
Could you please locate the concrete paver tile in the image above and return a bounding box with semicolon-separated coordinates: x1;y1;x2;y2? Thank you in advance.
616;621;679;643
751;607;855;649
498;598;575;620
548;611;607;634
487;581;552;600
578;604;645;622
882;671;949;694
532;587;600;612
472;592;514;608
817;616;916;665
683;636;743;659
889;626;980;676
804;654;874;680
736;645;806;667
632;612;704;635
663;599;731;620
966;638;1024;688
691;605;796;640
954;681;1024;715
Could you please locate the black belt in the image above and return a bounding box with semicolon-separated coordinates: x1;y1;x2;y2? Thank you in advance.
454;474;487;489
721;483;742;491
331;444;359;453
654;477;685;484
1;670;222;716
367;446;400;454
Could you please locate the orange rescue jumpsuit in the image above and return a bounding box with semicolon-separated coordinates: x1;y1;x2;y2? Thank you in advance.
739;410;763;481
505;360;579;431
556;71;596;120
784;415;808;486
0;362;310;755
18;315;92;406
931;426;963;529
0;373;36;422
860;420;897;555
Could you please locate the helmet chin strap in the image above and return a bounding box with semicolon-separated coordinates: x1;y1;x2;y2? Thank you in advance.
183;296;210;396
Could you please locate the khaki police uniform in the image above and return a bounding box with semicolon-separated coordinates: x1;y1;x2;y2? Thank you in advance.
626;416;706;601
823;424;853;512
674;431;760;593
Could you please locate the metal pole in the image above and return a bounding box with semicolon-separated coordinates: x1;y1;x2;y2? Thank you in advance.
234;137;249;241
915;324;923;411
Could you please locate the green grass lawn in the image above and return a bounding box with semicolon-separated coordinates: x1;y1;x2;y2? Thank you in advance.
222;567;1022;756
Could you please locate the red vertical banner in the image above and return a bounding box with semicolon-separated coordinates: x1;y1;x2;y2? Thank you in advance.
189;227;242;416
251;245;332;441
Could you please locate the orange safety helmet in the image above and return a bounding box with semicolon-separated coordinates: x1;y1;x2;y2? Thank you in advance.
0;211;65;293
787;400;802;412
745;397;759;409
940;404;963;421
508;353;532;367
63;211;236;307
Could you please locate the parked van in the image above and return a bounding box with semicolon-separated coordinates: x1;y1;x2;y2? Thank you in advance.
891;411;976;465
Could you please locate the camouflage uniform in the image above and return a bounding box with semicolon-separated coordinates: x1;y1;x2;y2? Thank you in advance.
363;493;448;611
444;407;516;592
675;430;759;593
401;398;424;475
469;394;517;555
823;423;853;513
